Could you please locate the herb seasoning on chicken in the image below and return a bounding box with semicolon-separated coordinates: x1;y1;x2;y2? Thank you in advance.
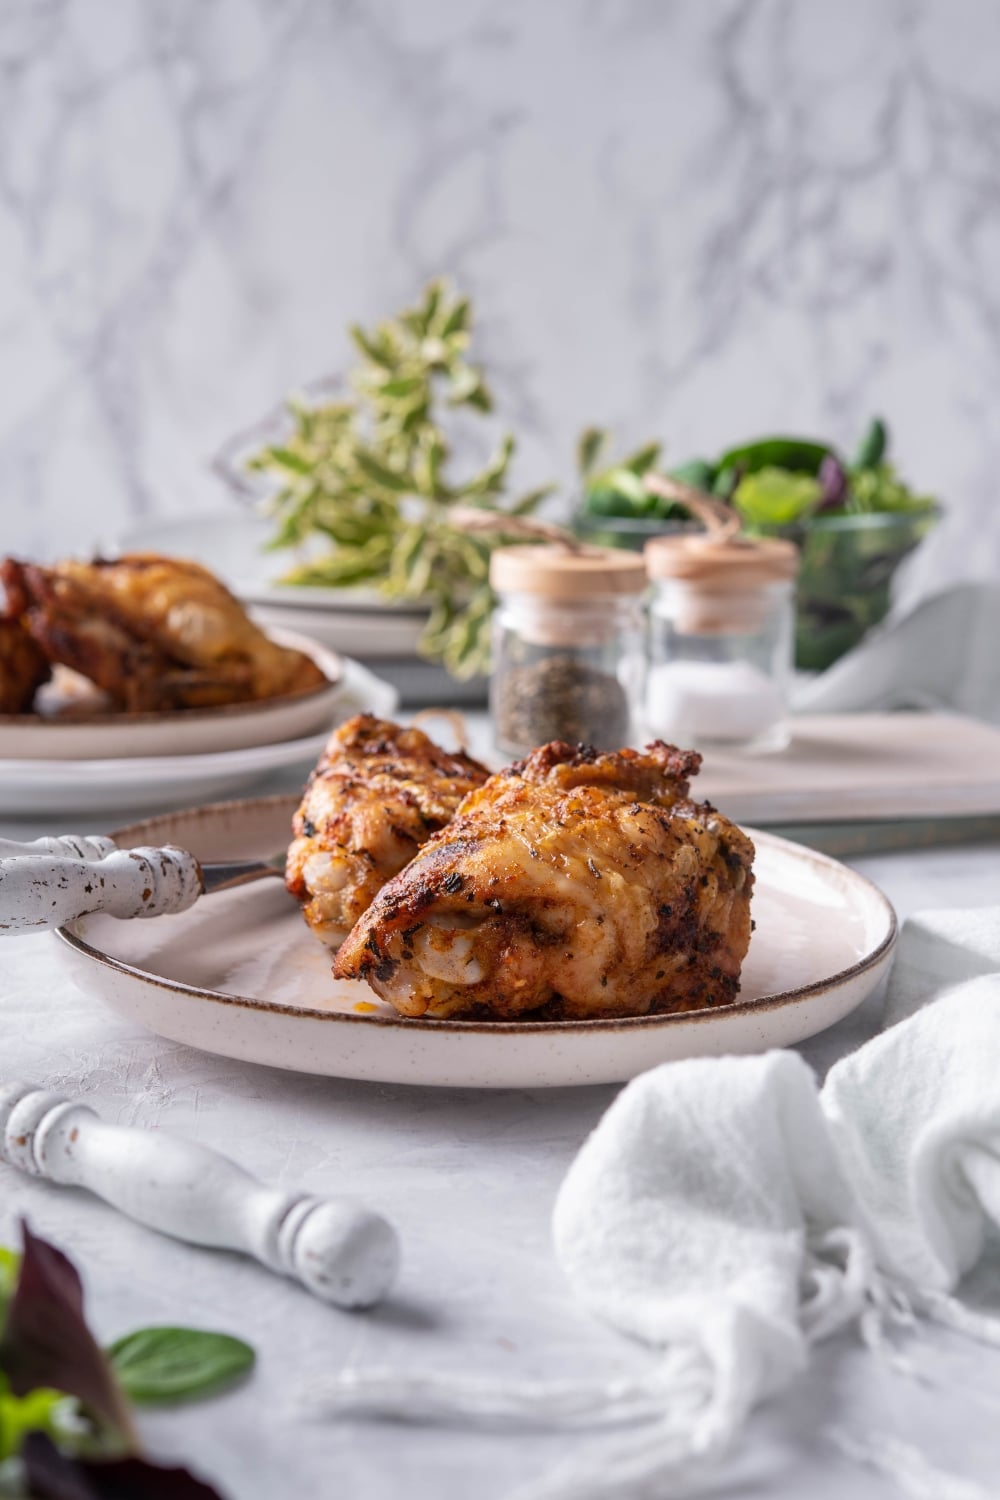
286;714;489;948
334;739;755;1020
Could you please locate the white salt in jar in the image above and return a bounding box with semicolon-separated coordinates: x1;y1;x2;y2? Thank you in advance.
644;532;798;753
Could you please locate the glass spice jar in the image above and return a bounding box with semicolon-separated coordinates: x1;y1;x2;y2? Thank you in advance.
643;533;798;753
489;544;647;757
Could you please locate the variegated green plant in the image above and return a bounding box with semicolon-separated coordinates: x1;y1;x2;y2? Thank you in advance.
245;280;552;678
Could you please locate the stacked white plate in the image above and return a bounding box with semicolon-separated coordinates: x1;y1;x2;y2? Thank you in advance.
0;629;397;819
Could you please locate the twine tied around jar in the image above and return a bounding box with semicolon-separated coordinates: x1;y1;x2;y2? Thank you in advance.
641;475;799;635
642;472;744;544
448;504;597;554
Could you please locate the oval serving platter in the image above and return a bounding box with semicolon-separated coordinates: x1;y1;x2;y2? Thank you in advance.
55;795;897;1089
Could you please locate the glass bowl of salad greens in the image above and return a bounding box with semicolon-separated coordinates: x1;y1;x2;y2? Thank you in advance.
574;420;940;672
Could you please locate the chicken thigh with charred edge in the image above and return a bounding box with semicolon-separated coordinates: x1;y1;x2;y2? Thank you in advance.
286;714;490;949
334;739;755;1021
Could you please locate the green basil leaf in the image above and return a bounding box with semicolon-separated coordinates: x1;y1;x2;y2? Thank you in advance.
107;1328;254;1407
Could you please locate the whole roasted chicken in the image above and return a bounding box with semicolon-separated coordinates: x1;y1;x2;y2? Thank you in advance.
334;739;755;1021
1;554;325;712
286;715;490;947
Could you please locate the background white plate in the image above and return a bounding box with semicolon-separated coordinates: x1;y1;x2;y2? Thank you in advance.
56;796;897;1088
0;629;344;761
0;659;397;816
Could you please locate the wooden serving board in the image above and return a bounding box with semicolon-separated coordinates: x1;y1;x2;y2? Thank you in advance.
696;713;1000;825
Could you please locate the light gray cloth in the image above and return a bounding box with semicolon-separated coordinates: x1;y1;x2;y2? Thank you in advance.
791;584;1000;722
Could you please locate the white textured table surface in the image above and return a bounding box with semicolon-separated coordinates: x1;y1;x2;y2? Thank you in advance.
2;804;1000;1495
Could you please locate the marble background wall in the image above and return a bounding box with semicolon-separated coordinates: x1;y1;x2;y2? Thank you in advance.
2;0;1000;605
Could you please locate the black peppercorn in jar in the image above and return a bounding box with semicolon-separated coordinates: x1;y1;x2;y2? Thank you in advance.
489;544;646;757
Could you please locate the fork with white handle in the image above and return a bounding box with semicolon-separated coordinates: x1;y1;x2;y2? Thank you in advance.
0;833;284;934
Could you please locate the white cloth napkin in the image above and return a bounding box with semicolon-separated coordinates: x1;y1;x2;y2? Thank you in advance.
312;907;1000;1499
791;583;1000;722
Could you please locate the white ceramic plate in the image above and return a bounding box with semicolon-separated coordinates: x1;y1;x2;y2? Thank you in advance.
0;660;397;817
0;629;344;761
55;796;897;1088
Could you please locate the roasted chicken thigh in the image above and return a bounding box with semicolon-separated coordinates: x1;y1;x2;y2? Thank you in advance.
286;714;490;947
334;739;755;1020
0;616;50;714
0;555;324;712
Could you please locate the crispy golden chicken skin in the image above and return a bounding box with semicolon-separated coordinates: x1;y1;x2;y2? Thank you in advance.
0;555;325;712
0;615;50;713
285;714;490;948
334;739;755;1021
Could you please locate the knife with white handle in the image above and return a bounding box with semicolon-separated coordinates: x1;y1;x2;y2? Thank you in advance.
0;1083;400;1309
0;834;285;935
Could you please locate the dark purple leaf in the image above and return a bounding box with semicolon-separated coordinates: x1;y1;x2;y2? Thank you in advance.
816;453;849;512
23;1434;227;1500
0;1224;136;1446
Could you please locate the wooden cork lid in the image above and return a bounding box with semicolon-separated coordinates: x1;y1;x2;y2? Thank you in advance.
490;544;647;600
644;534;799;587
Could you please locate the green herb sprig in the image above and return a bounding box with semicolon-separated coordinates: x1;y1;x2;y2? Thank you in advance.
243;279;553;679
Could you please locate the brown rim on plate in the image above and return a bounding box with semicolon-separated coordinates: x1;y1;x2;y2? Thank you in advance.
55;795;898;1034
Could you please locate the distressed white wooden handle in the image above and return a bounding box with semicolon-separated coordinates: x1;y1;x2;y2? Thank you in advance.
0;844;203;933
0;834;118;862
0;1084;400;1310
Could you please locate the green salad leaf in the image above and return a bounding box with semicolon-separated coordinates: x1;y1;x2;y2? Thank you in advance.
852;416;887;470
574;415;937;530
732;467;822;526
580;430;681;519
716;436;831;477
845;462;937;516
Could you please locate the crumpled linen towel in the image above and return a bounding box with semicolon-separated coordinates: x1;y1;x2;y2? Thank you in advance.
312;908;1000;1499
791;583;1000;722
